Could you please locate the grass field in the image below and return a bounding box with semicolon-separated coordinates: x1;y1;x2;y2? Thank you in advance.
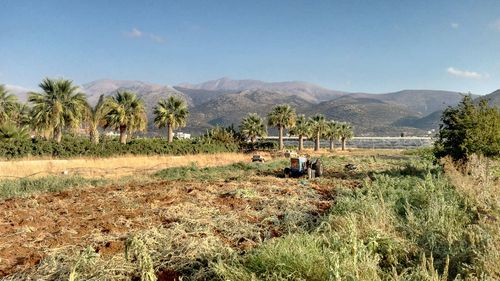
0;150;498;280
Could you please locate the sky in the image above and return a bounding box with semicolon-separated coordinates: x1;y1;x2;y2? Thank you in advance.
0;0;499;94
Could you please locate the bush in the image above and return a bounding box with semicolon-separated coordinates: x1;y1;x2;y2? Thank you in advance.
0;136;240;159
434;95;500;161
240;141;278;152
214;158;499;280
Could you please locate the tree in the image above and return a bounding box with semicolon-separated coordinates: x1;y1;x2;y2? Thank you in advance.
203;125;240;144
308;114;328;151
325;121;341;151
153;96;189;143
0;122;29;141
10;103;31;127
28;78;87;143
289;114;310;151
104;91;147;144
267;104;296;150
435;95;500;161
240;113;267;143
86;95;107;144
0;85;19;125
338;122;354;150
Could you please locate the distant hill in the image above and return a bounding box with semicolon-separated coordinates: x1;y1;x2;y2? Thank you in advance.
303;95;423;135
172;86;230;106
476;89;500;107
188;89;314;134
178;77;346;103
82;79;189;106
3;85;33;102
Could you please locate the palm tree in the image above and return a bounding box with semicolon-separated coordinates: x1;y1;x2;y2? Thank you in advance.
153;96;189;143
240;113;267;143
104;91;147;144
0;122;29;141
308;114;328;151
289;114;310;151
86;95;108;144
325;121;341;151
267;104;296;150
338;122;354;150
28;78;87;143
0;85;19;125
11;103;31;127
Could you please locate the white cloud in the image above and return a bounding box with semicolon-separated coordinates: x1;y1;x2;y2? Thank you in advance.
447;67;489;79
450;22;459;29
490;19;500;31
124;28;165;43
125;28;143;38
149;33;165;43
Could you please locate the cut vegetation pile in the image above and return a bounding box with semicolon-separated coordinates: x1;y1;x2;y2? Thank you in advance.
0;151;498;280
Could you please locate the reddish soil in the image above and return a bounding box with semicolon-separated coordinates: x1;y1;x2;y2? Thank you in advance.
0;178;340;277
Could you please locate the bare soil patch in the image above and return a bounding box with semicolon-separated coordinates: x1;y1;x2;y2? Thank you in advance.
0;173;345;277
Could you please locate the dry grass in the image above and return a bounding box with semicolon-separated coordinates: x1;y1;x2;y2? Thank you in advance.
0;152;262;179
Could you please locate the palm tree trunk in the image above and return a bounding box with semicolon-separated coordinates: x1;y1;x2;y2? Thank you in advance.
330;139;334;151
54;127;63;143
167;123;173;143
90;127;99;144
342;138;346;150
298;135;304;151
314;132;320;151
119;125;127;144
278;126;284;150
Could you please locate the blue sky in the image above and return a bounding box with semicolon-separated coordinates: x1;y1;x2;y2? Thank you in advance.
1;0;499;94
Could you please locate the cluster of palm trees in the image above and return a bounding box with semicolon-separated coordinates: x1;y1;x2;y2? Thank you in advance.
1;78;353;150
239;104;354;151
0;78;189;144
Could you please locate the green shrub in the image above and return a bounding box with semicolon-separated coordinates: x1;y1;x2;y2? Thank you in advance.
214;158;498;280
0;176;108;199
0;136;240;159
434;95;500;161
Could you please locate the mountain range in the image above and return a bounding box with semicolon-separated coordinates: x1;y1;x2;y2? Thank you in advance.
4;77;499;136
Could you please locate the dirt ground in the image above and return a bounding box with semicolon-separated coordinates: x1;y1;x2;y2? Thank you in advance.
0;174;341;277
0;153;255;179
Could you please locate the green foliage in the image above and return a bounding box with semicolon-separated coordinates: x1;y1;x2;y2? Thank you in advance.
86;94;107;144
289;114;310;138
202;125;241;144
308;114;328;150
0;85;20;125
28;78;88;142
0;176;107;199
0;136;239;159
153;96;189;142
154;160;287;182
215;157;498;280
240;140;278;152
268;104;296;149
0;123;29;141
104;91;148;144
435;95;500;161
239;113;268;142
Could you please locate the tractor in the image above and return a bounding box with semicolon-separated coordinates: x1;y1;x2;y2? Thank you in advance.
283;156;323;179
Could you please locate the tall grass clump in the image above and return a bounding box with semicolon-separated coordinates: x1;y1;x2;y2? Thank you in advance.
214;157;499;280
0;176;108;199
154;159;288;182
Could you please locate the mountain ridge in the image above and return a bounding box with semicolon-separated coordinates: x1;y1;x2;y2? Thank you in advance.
3;78;496;136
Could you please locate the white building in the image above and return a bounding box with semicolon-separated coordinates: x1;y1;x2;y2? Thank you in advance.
175;132;191;139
